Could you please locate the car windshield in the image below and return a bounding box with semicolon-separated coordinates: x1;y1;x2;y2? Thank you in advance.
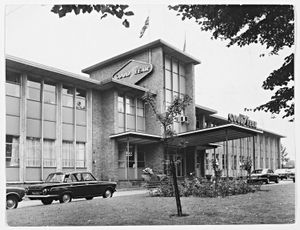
275;169;286;173
252;169;263;174
45;173;64;183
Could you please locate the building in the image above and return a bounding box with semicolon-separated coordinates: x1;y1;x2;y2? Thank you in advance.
5;39;283;184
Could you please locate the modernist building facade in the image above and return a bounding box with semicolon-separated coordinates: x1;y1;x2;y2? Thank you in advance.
5;39;283;183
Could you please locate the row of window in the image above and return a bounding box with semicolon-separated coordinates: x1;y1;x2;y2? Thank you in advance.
6;135;86;168
118;144;145;168
6;71;87;110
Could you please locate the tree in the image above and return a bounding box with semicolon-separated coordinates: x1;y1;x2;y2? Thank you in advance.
51;5;134;27
142;92;192;217
240;156;253;178
280;144;289;168
169;5;294;121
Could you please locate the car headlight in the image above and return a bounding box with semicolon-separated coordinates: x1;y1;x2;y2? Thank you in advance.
42;188;50;194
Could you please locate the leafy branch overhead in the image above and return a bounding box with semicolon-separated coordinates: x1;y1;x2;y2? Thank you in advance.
169;5;294;121
51;5;134;27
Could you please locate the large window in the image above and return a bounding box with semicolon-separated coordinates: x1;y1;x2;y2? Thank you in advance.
118;95;145;133
6;71;21;97
164;56;186;133
26;137;41;167
44;83;56;104
27;79;41;101
62;141;74;167
76;142;86;168
43;139;56;167
62;86;74;108
76;89;86;110
6;135;19;167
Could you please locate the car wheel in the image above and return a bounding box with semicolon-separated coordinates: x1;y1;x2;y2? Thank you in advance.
41;198;53;205
103;189;113;198
85;197;93;200
60;193;72;203
6;195;18;209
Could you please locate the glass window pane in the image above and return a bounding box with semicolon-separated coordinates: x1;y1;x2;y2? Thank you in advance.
6;82;20;97
165;56;171;70
165;70;171;89
137;116;145;132
166;90;172;104
76;142;85;168
44;91;56;104
118;96;124;112
172;59;178;74
126;97;135;115
179;63;185;76
76;98;86;110
63;95;73;107
172;73;179;92
6;135;19;167
137;108;144;117
62;141;74;167
180;76;186;94
26;138;40;167
6;71;20;84
28;80;41;89
126;115;135;131
43;139;56;167
118;113;125;129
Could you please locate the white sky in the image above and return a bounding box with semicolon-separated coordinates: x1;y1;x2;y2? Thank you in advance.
3;2;297;161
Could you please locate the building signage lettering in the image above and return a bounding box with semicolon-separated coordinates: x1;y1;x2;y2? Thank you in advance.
228;113;257;129
112;60;153;84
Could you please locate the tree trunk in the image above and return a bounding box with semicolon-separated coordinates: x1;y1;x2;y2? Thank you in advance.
170;159;182;216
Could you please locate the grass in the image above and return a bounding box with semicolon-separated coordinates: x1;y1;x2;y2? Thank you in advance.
6;182;295;226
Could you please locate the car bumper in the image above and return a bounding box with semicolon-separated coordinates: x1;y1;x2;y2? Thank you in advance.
26;194;59;199
247;178;266;183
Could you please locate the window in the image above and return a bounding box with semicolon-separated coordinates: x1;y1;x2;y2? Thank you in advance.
76;142;86;168
6;71;20;97
26;138;41;167
44;83;56;104
233;155;237;170
62;141;74;167
222;154;225;169
126;97;136;131
6;135;19;167
137;99;145;132
137;151;145;168
76;89;86;110
43;139;56;167
27;79;41;101
62;86;74;107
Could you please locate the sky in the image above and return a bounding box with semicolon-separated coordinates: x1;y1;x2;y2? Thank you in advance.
3;2;297;161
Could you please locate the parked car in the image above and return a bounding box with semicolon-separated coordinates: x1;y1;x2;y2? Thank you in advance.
25;171;117;205
247;168;279;184
274;168;289;180
288;168;295;183
6;187;26;209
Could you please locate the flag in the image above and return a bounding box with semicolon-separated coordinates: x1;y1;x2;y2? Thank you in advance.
139;16;149;38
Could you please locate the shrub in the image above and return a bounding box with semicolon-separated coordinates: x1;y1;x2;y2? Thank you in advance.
152;176;260;198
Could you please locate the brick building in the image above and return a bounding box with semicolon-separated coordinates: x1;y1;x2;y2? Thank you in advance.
5;39;283;183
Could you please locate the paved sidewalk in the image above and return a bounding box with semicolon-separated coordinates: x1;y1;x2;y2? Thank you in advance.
17;189;148;209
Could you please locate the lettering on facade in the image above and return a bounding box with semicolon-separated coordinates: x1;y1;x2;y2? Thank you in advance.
228;113;257;129
113;60;153;84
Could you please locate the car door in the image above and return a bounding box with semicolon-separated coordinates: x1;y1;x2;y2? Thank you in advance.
80;172;101;197
267;169;275;181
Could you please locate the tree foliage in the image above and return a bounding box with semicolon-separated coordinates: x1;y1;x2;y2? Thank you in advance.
169;5;294;121
51;5;134;27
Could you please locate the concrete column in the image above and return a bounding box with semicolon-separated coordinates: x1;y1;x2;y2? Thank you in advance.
252;136;256;171
86;89;93;172
134;144;138;179
19;74;27;182
40;81;44;180
74;88;77;171
225;130;229;177
55;83;62;171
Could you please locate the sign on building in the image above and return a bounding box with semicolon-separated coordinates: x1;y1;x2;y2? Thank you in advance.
228;113;257;129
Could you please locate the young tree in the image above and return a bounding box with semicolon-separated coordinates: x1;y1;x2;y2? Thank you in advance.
169;5;294;121
142;92;192;217
280;144;289;168
240;156;253;178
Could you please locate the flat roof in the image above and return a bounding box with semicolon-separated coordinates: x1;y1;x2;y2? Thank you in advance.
195;104;218;115
82;39;201;74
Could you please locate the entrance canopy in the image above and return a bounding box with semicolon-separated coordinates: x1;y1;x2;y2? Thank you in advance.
176;124;263;146
110;124;262;147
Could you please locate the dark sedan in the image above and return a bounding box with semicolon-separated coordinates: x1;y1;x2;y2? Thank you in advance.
247;168;279;184
6;187;26;209
25;171;117;205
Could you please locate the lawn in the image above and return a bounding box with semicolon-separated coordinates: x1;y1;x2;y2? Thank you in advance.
6;182;295;226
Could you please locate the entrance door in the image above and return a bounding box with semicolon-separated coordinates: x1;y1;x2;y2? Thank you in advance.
196;150;205;177
186;148;195;176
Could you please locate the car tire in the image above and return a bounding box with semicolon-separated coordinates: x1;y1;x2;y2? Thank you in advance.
41;198;53;205
85;197;93;200
6;195;18;209
60;193;72;203
103;189;113;198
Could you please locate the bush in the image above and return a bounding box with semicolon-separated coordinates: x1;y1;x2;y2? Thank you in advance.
152;177;260;198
